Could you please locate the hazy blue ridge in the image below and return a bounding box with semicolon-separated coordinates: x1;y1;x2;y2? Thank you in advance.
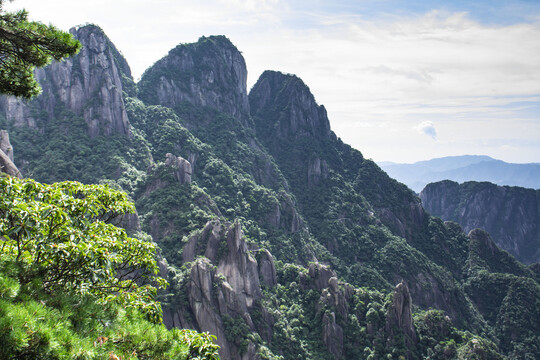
378;155;540;193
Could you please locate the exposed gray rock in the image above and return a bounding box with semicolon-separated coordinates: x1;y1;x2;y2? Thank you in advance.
188;258;232;359
117;211;141;234
139;35;250;125
0;24;131;138
258;249;277;287
266;191;303;233
421;180;540;264
306;263;335;292
250;71;331;139
0;130;21;178
0;130;14;161
183;221;223;264
0;148;21;178
0;96;35;128
322;312;344;359
386;281;417;351
307;157;328;187
165;153;192;184
217;221;262;309
300;262;354;358
168;220;276;359
323;312;343;359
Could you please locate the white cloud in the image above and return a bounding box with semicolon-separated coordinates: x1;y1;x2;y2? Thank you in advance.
415;121;438;140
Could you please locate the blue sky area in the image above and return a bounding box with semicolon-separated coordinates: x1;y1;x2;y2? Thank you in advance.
310;0;540;24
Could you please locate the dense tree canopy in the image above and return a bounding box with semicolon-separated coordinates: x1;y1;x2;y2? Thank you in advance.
0;0;80;98
0;175;166;321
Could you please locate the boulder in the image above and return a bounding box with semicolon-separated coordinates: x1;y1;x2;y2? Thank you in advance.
165;153;192;184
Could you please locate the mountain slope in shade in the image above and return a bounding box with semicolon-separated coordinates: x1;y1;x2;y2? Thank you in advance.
379;155;540;193
420;180;540;265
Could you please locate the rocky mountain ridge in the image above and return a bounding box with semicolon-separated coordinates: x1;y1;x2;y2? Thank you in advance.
421;180;540;264
1;24;539;359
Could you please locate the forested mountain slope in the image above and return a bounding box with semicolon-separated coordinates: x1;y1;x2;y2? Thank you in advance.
1;24;539;359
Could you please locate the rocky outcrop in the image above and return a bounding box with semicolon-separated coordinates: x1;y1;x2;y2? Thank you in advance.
138;36;250;125
300;263;354;358
165;220;275;360
0;24;131;137
307;157;329;187
165;153;192;184
187;258;232;359
0;130;21;178
386;281;417;349
322;312;344;358
257;249;277;287
266;191;303;233
250;71;331;140
216;221;262;308
0;130;14;161
421;180;540;264
0;147;21;178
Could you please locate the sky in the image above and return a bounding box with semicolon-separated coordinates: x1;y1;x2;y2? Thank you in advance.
4;0;540;164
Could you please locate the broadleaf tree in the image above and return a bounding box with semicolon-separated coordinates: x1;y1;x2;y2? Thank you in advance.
0;175;167;322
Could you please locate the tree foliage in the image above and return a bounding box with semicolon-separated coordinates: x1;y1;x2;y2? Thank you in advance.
0;174;166;321
0;0;80;98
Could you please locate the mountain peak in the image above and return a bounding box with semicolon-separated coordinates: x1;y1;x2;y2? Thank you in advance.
249;70;331;140
138;35;250;124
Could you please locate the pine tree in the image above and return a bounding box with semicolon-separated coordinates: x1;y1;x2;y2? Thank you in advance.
0;0;80;98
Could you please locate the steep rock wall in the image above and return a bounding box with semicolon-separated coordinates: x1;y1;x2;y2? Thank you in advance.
0;24;131;137
164;220;274;360
250;71;331;139
138;36;250;125
421;180;540;264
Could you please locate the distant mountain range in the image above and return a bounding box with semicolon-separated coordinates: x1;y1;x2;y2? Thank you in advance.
378;155;540;193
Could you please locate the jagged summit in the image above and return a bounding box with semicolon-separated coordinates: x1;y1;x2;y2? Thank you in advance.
138;35;250;125
0;24;132;137
250;70;331;140
72;24;133;81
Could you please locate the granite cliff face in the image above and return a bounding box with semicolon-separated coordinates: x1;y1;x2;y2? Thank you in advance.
0;130;20;177
138;36;250;126
421;180;540;264
250;71;331;140
164;153;192;184
163;220;271;360
0;24;131;137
